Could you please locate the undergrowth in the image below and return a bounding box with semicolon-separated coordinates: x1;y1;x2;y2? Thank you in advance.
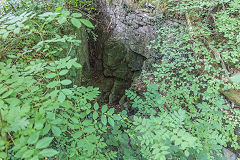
1;0;240;160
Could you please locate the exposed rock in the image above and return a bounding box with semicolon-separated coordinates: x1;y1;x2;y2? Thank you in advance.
221;89;240;105
109;80;129;104
95;0;160;103
222;148;237;160
75;26;90;85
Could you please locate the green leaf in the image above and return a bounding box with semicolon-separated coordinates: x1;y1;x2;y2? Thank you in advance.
79;19;94;28
101;105;108;113
184;150;190;157
72;13;82;18
94;102;99;110
0;29;7;34
45;73;56;79
93;111;98;120
71;18;81;29
58;92;66;102
59;69;69;76
52;126;62;137
0;152;7;158
57;16;67;24
36;137;54;149
230;73;240;84
112;114;122;121
22;150;34;158
61;89;72;95
56;6;63;11
72;131;83;139
2;31;9;39
27;132;40;144
61;79;72;85
101;115;107;125
39;149;58;157
46;81;59;88
13;27;21;34
108;117;115;127
108;108;115;115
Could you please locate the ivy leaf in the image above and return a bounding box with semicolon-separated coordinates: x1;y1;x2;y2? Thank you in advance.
71;18;81;29
61;79;72;85
27;132;40;144
93;111;98;120
57;92;66;102
36;137;54;149
101;105;108;113
79;19;94;28
101;115;107;125
39;149;58;157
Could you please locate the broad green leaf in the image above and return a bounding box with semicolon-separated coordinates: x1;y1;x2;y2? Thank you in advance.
59;69;69;76
27;132;40;144
71;18;81;29
58;92;66;102
0;152;7;158
52;126;62;137
46;81;59;88
79;19;94;28
1;89;13;98
94;102;99;110
61;79;72;85
101;105;108;113
0;29;7;34
101;115;107;125
22;150;34;158
72;131;83;139
2;31;9;39
56;7;63;11
93;111;98;120
30;156;39;160
72;13;82;18
45;73;56;79
108;117;115;127
57;16;67;24
14;27;21;34
108;108;114;115
230;73;240;84
36;137;54;149
112;114;122;121
184;150;190;157
61;89;72;95
39;149;58;157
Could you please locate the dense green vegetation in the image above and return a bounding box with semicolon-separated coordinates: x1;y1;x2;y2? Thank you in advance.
0;0;240;159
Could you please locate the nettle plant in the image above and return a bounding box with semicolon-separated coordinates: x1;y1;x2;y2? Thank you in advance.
126;0;240;159
0;57;125;159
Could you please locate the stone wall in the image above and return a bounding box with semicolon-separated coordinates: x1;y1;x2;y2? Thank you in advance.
95;0;160;104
